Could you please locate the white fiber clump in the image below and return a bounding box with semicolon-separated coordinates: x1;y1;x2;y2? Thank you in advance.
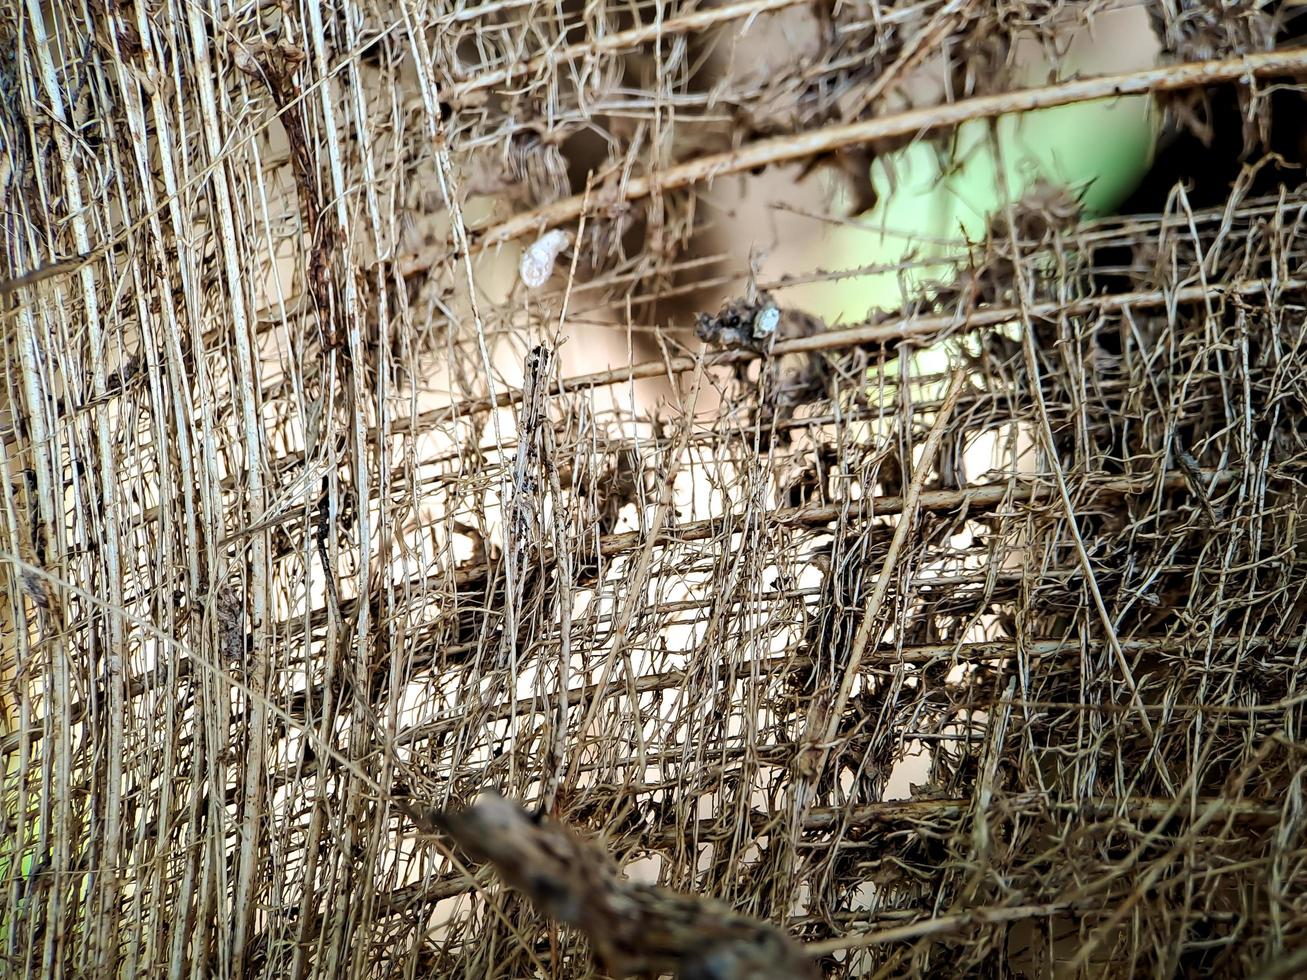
519;229;572;289
753;304;780;339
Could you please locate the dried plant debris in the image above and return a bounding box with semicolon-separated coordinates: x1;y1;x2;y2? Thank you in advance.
10;1;1307;978
584;445;644;536
1147;0;1283;147
466;127;572;207
174;584;249;667
1148;0;1279;64
696;293;783;353
431;793;818;980
907;181;1085;316
795;146;880;217
694;295;836;444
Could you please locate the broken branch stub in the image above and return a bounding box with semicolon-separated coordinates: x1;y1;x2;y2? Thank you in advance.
433;793;818;979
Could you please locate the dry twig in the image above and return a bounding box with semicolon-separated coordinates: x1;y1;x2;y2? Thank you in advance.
428;793;818;979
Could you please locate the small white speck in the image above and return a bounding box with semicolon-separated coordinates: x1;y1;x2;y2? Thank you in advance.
519;229;572;289
753;304;780;338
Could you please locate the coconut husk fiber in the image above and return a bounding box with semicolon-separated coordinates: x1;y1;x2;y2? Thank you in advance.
3;1;1307;977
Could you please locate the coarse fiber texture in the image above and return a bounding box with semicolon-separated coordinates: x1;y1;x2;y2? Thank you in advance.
2;1;1307;977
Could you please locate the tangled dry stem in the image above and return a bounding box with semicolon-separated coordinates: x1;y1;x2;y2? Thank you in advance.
2;1;1307;978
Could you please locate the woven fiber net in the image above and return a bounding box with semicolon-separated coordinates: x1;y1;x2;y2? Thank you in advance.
3;1;1307;977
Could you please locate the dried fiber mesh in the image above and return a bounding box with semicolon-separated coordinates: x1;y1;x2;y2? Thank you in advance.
1;1;1307;978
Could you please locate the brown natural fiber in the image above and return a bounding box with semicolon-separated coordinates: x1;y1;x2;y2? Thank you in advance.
3;1;1307;978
